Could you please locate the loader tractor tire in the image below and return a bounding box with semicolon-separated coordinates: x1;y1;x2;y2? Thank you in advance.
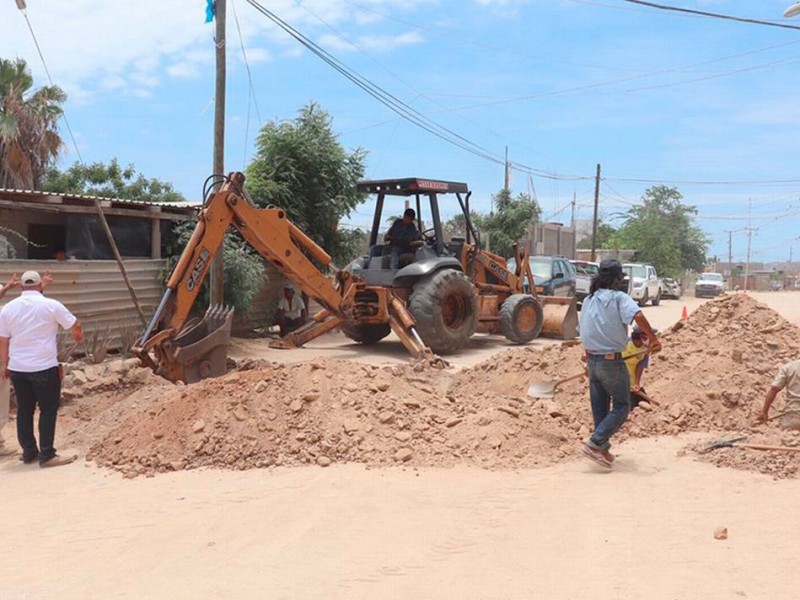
499;294;544;344
409;269;478;355
340;322;391;345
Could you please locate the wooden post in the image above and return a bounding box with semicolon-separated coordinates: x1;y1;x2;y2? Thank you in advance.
210;0;226;306
150;217;161;259
590;163;601;263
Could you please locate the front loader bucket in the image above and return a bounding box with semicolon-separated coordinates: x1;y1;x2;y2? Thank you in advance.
539;296;579;340
165;305;234;383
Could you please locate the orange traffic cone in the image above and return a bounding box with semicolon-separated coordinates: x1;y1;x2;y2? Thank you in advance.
681;306;688;320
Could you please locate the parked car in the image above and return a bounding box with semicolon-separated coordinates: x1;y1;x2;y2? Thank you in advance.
695;272;725;297
508;255;576;297
660;277;682;299
623;263;661;306
570;260;598;302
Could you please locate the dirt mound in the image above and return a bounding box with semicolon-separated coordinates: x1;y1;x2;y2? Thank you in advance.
688;432;800;479
86;293;800;478
88;358;582;477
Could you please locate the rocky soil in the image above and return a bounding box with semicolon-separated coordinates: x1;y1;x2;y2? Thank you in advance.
44;293;799;478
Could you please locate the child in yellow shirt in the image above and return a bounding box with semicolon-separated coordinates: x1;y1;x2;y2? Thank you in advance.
622;326;658;408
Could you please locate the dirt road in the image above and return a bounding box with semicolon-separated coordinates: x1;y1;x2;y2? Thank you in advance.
230;295;709;370
3;291;799;599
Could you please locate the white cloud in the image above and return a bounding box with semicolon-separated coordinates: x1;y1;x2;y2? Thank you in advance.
0;0;427;101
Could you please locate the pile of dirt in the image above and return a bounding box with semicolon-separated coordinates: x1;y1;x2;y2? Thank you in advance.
449;293;800;477
88;357;583;477
687;432;800;479
85;293;800;478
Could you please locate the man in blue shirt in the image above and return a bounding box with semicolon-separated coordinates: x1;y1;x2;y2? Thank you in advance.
579;259;661;469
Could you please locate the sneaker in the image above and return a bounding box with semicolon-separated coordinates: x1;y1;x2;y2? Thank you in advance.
602;449;615;463
20;454;39;464
581;444;612;469
39;454;77;468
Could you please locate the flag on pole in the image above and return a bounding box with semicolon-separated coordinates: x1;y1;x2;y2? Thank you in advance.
205;0;215;23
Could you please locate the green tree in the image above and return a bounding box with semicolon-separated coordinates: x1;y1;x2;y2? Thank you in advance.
607;185;708;277
478;189;541;258
577;220;616;249
0;57;65;189
246;103;367;265
43;159;186;202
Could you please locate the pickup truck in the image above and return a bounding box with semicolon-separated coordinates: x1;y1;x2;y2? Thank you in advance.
570;260;599;302
623;262;662;306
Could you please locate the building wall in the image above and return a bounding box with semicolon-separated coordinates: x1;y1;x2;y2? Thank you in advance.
0;209;67;259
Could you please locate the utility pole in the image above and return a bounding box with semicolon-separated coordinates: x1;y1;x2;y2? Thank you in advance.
570;191;576;229
590;163;601;262
210;0;227;306
727;231;732;269
504;146;510;192
743;199;756;293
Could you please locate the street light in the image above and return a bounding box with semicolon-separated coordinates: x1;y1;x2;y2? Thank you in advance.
785;2;800;18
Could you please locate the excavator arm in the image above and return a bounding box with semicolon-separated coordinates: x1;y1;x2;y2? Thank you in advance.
135;172;437;383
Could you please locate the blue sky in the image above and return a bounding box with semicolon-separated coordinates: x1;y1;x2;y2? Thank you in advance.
3;0;800;264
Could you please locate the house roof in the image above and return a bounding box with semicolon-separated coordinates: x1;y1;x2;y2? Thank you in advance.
0;188;199;220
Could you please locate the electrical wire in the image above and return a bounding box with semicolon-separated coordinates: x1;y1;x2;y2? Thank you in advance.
230;0;263;169
244;0;590;182
619;0;800;31
19;8;83;164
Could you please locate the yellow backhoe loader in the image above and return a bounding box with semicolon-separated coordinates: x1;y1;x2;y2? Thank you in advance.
134;173;576;383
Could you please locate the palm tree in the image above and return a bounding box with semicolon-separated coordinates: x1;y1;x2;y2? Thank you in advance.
0;57;66;189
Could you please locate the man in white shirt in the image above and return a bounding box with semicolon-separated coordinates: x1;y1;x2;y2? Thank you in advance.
277;284;307;337
0;270;83;467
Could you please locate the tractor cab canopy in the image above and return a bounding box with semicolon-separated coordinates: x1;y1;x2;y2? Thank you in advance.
357;178;475;256
356;178;469;196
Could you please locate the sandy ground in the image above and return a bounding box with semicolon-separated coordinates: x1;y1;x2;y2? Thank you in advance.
3;291;799;599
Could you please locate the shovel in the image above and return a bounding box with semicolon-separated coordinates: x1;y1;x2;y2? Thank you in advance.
700;436;800;453
527;348;650;399
527;372;585;399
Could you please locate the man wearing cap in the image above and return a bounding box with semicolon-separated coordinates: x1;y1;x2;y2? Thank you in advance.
276;283;307;337
579;259;661;469
0;270;83;467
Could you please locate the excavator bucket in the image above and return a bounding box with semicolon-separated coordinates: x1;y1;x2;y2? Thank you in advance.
539;296;579;340
165;305;234;383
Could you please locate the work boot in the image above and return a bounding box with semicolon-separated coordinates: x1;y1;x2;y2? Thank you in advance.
39;454;77;468
20;453;39;464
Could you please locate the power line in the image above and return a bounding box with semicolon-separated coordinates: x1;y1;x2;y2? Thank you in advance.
18;7;83;163
230;0;264;169
243;0;590;182
619;0;800;31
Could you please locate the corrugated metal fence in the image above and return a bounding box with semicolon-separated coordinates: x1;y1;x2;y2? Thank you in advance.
0;259;165;351
0;259;286;350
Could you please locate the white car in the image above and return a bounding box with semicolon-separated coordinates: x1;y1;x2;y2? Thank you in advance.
695;272;725;298
623;263;661;307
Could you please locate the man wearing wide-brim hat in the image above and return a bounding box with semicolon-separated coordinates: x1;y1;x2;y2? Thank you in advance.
578;259;662;469
0;270;83;467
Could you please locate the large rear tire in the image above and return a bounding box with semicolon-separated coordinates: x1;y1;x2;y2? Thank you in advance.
340;322;391;344
409;270;478;354
499;294;544;344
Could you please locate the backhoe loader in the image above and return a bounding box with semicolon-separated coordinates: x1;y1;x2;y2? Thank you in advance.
134;172;577;384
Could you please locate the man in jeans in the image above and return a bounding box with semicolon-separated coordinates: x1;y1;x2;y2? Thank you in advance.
579;259;661;469
0;270;83;467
